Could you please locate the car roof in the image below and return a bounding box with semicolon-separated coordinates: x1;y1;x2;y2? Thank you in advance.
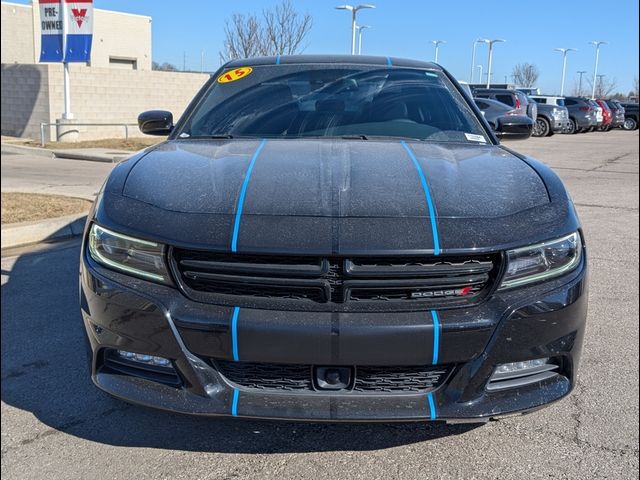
223;55;443;70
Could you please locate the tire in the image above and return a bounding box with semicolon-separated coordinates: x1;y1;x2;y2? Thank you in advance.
623;117;637;130
532;117;550;137
567;118;577;134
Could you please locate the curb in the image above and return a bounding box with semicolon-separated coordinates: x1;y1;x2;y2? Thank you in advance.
1;213;87;249
1;142;131;163
1;143;53;158
52;150;121;163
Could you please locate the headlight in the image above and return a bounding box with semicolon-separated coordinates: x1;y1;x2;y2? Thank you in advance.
500;232;582;289
88;224;170;284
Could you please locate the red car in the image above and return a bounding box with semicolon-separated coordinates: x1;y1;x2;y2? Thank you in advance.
596;99;613;131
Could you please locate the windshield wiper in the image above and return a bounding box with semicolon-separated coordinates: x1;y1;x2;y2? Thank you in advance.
339;134;368;140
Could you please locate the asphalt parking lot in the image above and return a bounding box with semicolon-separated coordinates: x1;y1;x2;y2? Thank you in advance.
2;130;638;480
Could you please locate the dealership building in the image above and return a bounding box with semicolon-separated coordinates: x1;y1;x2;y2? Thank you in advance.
1;1;208;140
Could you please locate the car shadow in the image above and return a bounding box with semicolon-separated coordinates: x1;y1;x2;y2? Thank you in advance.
1;238;484;454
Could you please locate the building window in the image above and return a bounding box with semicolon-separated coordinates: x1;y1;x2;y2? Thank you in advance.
109;57;138;70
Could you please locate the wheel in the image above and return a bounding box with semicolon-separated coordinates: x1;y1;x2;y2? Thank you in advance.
567;118;577;134
623;117;637;130
532;117;550;137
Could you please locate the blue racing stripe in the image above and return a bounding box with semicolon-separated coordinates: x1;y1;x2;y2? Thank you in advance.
231;139;267;252
231;306;240;361
386;56;393;67
231;388;240;416
431;310;440;365
400;140;441;255
427;392;437;420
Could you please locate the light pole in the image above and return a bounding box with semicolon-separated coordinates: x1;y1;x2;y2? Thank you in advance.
470;38;489;82
431;40;445;63
577;70;587;96
357;25;371;55
596;74;606;98
335;4;375;55
554;48;577;96
589;41;607;99
485;39;505;88
476;64;483;83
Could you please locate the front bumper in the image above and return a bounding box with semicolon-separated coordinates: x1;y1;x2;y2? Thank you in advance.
551;118;571;132
81;252;587;422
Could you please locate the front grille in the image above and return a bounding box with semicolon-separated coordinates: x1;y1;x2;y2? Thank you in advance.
215;360;451;394
354;365;450;393
171;249;500;310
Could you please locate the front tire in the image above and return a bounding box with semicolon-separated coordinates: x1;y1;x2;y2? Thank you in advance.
567;118;577;134
533;117;550;137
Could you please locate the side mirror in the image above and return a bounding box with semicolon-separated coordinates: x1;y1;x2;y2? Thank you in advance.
138;110;173;136
496;115;533;141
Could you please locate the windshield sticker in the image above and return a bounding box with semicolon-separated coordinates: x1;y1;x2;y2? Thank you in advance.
464;133;487;143
217;67;253;84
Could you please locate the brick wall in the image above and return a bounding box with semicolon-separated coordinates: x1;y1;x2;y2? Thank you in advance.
1;64;50;139
1;63;210;141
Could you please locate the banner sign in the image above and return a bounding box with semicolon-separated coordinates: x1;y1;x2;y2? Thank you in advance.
38;0;93;63
39;0;63;62
64;0;93;62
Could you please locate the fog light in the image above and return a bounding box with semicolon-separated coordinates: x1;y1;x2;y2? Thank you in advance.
117;350;170;367
494;358;549;375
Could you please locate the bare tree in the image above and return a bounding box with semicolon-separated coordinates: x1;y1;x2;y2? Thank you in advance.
220;1;312;62
512;63;540;87
152;61;179;71
633;76;639;100
264;1;312;55
586;76;618;98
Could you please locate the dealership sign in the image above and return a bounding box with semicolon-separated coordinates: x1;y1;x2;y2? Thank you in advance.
39;0;93;63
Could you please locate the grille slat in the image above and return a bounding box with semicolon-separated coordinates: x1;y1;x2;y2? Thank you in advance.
215;360;451;394
172;249;499;308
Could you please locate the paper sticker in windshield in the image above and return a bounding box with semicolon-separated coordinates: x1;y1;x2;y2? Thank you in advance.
464;133;487;143
217;67;253;84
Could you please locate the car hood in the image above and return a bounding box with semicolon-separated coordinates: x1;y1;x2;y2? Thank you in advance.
98;138;568;254
123;139;548;218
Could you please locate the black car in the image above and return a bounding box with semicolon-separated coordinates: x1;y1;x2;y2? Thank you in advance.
473;97;533;136
473;88;537;121
80;56;587;422
621;102;639;130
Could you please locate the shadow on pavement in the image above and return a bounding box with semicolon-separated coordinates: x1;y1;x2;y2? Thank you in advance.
1;238;483;454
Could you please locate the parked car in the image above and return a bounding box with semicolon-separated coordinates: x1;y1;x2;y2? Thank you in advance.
589;99;604;131
81;55;586;422
595;99;613;131
559;97;599;133
474;88;536;120
621;102;639;130
474;97;533;138
528;100;570;137
605;100;625;129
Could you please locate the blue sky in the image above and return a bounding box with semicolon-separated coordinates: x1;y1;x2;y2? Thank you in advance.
22;0;640;94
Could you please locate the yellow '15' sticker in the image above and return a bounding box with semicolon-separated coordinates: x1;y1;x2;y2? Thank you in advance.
217;67;253;83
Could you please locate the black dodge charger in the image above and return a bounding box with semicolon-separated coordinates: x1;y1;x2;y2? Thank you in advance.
80;55;587;422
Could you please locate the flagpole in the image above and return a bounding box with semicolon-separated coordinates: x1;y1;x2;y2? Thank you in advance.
61;0;73;119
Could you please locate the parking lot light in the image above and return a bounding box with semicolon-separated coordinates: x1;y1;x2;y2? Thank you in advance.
576;70;587;97
589;41;608;99
357;24;371;55
335;4;376;55
470;38;489;82
485;39;506;88
554;48;577;96
431;40;446;63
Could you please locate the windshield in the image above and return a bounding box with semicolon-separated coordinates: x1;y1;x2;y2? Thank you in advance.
178;64;490;143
